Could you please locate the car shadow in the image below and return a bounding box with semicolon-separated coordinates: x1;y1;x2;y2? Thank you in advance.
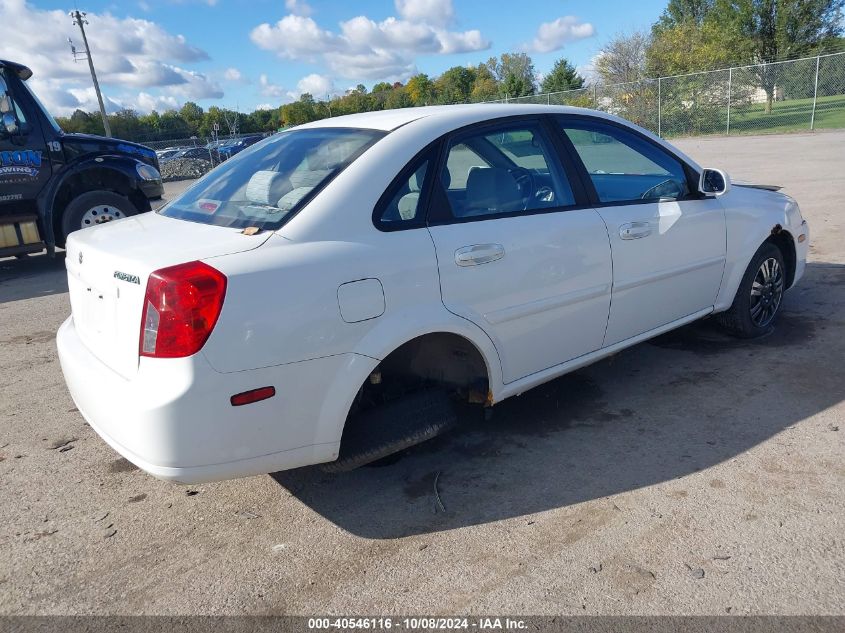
0;251;68;304
271;261;845;539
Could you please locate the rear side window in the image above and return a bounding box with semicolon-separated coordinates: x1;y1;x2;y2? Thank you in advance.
561;120;690;203
377;158;430;228
160;127;385;230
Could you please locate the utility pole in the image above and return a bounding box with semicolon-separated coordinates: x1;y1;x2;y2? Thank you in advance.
69;10;111;137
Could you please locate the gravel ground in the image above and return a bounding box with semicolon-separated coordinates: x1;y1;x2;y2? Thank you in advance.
0;131;843;615
159;157;213;182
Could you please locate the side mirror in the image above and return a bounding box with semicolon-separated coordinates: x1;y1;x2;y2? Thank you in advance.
0;76;20;137
699;168;730;196
2;112;19;136
0;74;10;113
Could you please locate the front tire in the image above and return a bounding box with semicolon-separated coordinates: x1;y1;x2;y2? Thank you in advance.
717;242;786;338
61;191;138;243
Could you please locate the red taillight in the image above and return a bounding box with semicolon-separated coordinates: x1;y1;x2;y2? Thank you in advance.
140;261;227;358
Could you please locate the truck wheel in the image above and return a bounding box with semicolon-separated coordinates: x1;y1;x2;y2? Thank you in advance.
717;242;786;338
61;191;138;242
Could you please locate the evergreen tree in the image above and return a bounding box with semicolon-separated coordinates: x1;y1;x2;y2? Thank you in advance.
540;58;585;93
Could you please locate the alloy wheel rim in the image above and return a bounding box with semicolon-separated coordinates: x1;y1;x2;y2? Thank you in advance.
81;205;124;228
750;257;783;327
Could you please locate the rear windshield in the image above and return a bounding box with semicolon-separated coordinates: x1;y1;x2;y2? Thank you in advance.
159;127;385;230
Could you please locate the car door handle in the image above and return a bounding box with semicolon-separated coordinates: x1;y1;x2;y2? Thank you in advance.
455;243;505;266
619;222;652;240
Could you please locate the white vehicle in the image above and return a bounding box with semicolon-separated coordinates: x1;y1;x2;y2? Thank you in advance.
57;104;809;483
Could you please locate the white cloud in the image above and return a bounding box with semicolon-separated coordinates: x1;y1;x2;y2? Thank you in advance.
436;28;488;54
137;92;181;112
250;3;490;81
250;15;338;61
259;74;286;98
224;67;243;81
254;103;275;111
288;73;334;99
66;86;128;114
341;16;439;53
285;0;313;17
395;0;454;28
166;66;223;100
525;16;595;53
0;0;221;115
324;50;416;82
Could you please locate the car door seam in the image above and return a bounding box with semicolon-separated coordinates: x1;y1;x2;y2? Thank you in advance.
424;225;506;383
595;208;614;348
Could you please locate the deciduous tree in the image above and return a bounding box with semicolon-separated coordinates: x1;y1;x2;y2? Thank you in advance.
595;31;651;84
406;73;434;105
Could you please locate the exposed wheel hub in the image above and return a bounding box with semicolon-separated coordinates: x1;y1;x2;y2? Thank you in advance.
81;205;125;229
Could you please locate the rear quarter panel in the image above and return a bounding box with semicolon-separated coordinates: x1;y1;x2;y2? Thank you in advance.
201;229;500;376
200;227;503;447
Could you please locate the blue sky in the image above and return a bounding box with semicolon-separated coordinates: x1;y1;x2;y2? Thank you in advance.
0;0;667;115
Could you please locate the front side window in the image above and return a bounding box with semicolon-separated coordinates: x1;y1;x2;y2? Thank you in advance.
561;120;690;203
160;127;384;230
0;69;32;134
18;75;59;133
441;124;574;220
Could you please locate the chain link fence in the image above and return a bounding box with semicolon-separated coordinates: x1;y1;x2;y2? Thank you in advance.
490;51;845;138
141;132;262;152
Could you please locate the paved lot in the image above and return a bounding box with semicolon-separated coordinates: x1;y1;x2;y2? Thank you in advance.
0;131;843;615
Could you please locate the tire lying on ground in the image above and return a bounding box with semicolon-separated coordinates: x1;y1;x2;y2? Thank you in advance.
323;388;458;473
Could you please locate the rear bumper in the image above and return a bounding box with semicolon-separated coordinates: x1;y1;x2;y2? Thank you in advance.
56;316;370;483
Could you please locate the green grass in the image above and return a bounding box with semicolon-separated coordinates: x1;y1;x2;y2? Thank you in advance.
727;94;845;134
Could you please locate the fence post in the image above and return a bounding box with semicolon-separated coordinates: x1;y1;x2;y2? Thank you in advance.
547;92;551;105
593;84;597;108
725;67;733;135
810;55;820;130
657;77;662;137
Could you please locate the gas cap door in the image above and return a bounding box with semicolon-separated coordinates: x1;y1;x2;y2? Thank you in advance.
337;278;385;323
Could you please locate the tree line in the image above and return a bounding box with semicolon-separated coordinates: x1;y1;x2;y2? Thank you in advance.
55;0;843;142
56;52;584;141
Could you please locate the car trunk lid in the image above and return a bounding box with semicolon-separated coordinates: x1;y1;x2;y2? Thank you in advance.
64;212;270;379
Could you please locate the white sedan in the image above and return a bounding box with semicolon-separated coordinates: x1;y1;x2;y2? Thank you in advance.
57;104;809;483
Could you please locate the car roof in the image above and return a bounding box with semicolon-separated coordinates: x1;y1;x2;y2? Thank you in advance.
294;103;606;132
292;103;702;172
